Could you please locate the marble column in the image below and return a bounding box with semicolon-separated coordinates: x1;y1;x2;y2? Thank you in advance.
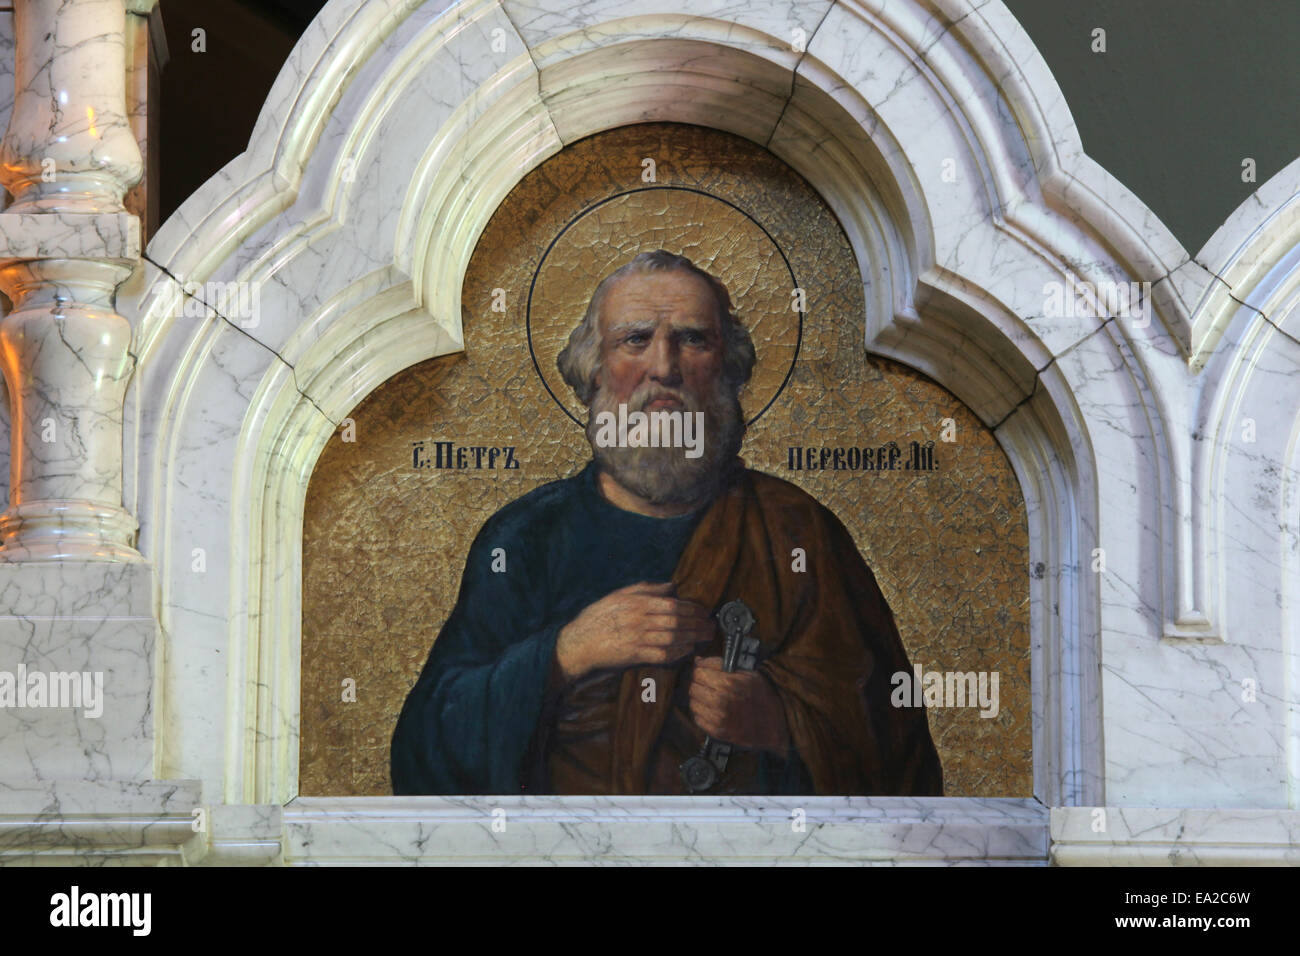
0;0;143;561
0;1;160;797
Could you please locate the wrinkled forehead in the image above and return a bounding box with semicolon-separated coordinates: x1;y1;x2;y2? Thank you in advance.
596;269;723;335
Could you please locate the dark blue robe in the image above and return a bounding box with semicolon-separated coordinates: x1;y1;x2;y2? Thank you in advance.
390;463;702;794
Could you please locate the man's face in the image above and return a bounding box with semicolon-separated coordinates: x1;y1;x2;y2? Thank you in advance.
584;267;745;507
594;270;725;410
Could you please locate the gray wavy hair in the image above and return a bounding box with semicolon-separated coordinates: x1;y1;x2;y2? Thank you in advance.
556;250;757;405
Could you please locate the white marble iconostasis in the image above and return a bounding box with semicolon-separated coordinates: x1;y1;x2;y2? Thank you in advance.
0;0;1298;865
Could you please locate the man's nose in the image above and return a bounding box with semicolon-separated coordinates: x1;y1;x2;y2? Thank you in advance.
647;332;681;384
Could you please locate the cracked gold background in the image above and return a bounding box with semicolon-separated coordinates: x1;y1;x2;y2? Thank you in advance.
301;123;1031;797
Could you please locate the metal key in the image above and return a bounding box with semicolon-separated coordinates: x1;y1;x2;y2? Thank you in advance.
680;599;760;793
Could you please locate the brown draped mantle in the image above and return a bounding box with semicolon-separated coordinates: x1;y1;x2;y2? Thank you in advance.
549;467;943;796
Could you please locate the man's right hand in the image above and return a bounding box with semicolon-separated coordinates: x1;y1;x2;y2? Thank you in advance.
554;581;715;682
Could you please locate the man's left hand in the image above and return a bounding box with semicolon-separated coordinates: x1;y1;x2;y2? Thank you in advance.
687;657;791;753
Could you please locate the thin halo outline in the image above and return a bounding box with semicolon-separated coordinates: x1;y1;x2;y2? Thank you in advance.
524;185;804;427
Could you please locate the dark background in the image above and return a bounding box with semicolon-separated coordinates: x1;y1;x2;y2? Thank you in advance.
159;0;1300;255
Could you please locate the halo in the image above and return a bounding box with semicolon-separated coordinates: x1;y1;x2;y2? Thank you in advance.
525;186;802;426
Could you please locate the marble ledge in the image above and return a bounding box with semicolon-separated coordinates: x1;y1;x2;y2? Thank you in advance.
1051;808;1300;866
185;804;284;867
0;779;201;866
6;798;1300;865
282;796;1051;865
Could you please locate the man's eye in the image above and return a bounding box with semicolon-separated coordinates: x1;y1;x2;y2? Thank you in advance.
625;332;650;345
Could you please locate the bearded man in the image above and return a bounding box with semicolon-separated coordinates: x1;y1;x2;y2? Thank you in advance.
391;250;942;796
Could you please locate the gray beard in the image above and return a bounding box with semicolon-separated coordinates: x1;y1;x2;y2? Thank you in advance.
585;380;745;508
